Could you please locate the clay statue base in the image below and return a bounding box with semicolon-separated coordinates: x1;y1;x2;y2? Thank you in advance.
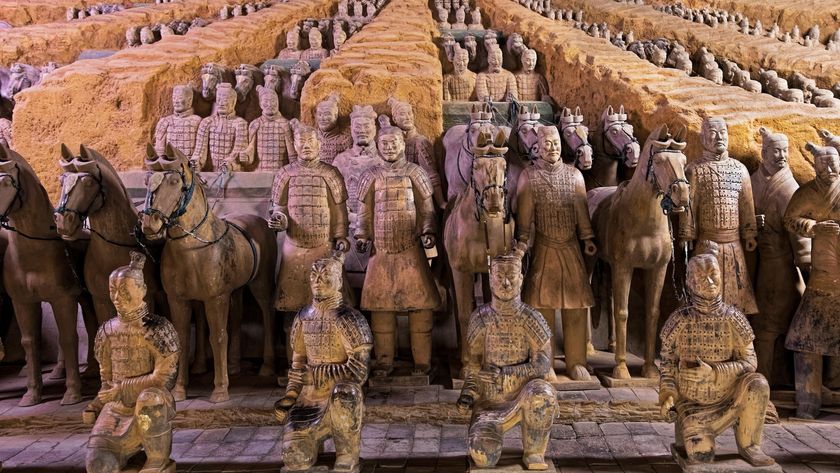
468;454;558;472
596;368;659;388
368;361;437;388
671;445;782;473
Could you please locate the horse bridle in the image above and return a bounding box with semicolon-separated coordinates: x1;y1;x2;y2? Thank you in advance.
646;146;689;215
55;171;105;220
602;121;639;164
560;122;591;167
470;158;510;223
0;165;62;241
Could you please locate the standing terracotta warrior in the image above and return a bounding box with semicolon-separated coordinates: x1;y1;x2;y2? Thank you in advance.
333;105;382;289
0;117;11;150
514;49;550;102
679;117;758;315
246;85;296;171
278;27;303;60
274;253;372;473
469;7;483;29
457;251;558;470
354;119;440;376
516;125;596;382
660;245;776;469
315;93;352;165
153;85;201;158
750;128;809;383
476;45;518;102
302;28;329;61
192;83;249;172
83;253;180;473
388;97;445;208
783;143;840;420
443;44;477;101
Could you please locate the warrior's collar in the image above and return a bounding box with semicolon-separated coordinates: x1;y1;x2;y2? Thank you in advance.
688;294;724;315
215;109;237;119
380;157;407;170
491;297;523;315
313;293;342;312
700;150;729;162
352;144;377;156
118;303;149;323
298;158;321;169
174;108;195;119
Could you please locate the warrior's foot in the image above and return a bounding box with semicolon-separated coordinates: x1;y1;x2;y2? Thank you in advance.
333;453;361;473
372;363;393;378
172;385;187;402
796;403;819;420
612;363;631;380
258;364;276;377
739;445;776;467
48;363;66;380
642;363;660;379
412;363;431;376
61;388;83;406
523;453;549;470
569;364;591;381
18;388;42;407
209;388;230;403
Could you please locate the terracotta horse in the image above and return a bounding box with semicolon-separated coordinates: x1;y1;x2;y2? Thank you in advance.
139;145;277;402
444;131;514;370
585;105;640;190
587;124;691;379
556;106;594;172
506;105;541;203
234;63;263;121
0;145;85;406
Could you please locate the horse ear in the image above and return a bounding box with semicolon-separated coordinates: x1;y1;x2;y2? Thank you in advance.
674;125;687;143
493;129;506;148
146;143;157;160
607;105;614;115
79;144;94;162
166;143;187;164
820;129;833;139
574;106;581;116
60;143;74;161
658;124;670;141
619;105;625;114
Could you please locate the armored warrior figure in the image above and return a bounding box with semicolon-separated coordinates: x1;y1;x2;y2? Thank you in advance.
302;28;329;61
783;143;840;419
515;125;596;381
0;118;12;150
388;97;445;208
192;83;249;172
153;85;201;158
660;245;776;469
443;44;477;101
278;27;303;60
246;86;296;171
274;253;372;473
451;7;469;29
515;49;550;102
457;251;558;470
316;93;352;165
469;7;484;29
354;119;440;376
750;128;809;384
332;105;382;289
679;117;758;315
332;27;347;56
476;46;518;102
83;253;180;473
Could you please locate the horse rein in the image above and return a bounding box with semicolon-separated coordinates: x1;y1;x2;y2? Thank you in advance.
55;171;105;221
645;146;689;216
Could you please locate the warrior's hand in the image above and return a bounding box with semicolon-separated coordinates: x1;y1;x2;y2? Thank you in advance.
355;238;371;253
268;212;288;231
659;393;675;418
678;239;694;252
82;407;97;425
477;365;501;385
98;384;121;403
679;358;715;384
814;221;840;235
745;237;757;252
334;237;351;253
583;239;597;256
456;394;475;415
421;234;436;249
273;395;296;424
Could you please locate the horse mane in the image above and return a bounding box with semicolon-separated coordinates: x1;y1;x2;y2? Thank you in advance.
86;146;133;205
4;148;52;210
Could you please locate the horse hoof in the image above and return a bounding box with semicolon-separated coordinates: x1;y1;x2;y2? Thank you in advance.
48;364;66;380
61;390;83;406
18;390;42;407
258;365;276;378
612;364;631;380
569;365;592;381
172;386;187;402
642;364;660;379
209;389;230;403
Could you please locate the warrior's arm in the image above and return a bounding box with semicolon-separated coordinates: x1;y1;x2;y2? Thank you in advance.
475;75;489;102
712;342;758;387
412;168;438;236
313;344;372;387
788;227;813;268
285;316;308;400
328;178;350;240
118;350;179;404
538;76;552;103
416;138;445;206
658;322;679;399
192;120;210;170
739;169;758;240
460;313;486;401
94;325;113;392
354;173;375;241
515;173;534;245
244;121;259;166
269;172;290;218
784;191;818;238
153;117;170;156
230;119;249;164
506;72;519;101
574;172;595;240
443;77;452;101
501;336;552;381
284;124;297;164
678;168;698;240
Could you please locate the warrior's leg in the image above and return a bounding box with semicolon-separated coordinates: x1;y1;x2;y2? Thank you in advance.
371;311;396;376
561;308;591;381
683;432;715;464
793;351;823;419
330;383;365;473
409;310;434;375
520;380;557;470
283;311;296;370
85;448;121;473
538;309;558;381
136;388;176;472
282;428;320;472
468;417;504;468
734;374;775;467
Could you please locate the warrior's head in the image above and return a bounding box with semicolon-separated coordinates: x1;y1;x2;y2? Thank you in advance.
214;83;237;116
806;142;840;187
490;249;524;302
700;116;728;157
350;104;377;147
291;120;321;164
308;28;323;49
520;48;537;73
316;92;340;132
257;85;280;117
286;27;300;50
452;44;470;75
759;127;789;175
109;252;148;320
536;125;562;164
388;97;415;132
172;85;193;114
686;243;722;307
487;45;503;73
310;253;344;300
376;116;406;164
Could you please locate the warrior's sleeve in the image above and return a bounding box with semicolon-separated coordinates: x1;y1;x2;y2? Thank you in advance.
284;122;297;164
501;309;552;381
316;309;373;386
443;76;452;101
153;116;171;157
354;170;375;241
784;187;818;239
538;76;551;103
789;227;813;267
416;137;442;191
574;170;595;240
410;165;437;235
285;314;308;399
231;118;250;165
269;167;291;218
119;318;180;403
678;166;698;240
94;324;113;391
460;308;486;401
244;119;259;166
192;118;211;170
658;311;681;398
325;168;350;240
506;71;519;102
739;167;758;240
475;74;489;102
515;169;534;245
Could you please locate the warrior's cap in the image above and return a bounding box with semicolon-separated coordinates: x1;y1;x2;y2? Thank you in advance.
350;104;377;121
110;251;147;284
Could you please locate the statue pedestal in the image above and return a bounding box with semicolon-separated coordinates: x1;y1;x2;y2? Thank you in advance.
368;361;437;388
550;374;601;391
597;368;659;388
468;455;557;472
671;445;783;473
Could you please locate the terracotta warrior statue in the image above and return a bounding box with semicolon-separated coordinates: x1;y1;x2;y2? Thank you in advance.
315;93;352;165
278;27;303;60
332;105;382;289
443;44;477;101
660;244;776;469
469;7;483;29
246;85;296;171
193;83;249;172
354;118;440;377
388;97;445;208
331;27;347;56
750;128;809;384
302;28;329;61
514;48;550;102
515;125;596;381
476;45;518;102
83;253;180;473
154;85;201;158
0;117;11;150
457;250;558;470
450;7;469;29
679;117;758;315
783;143;840;420
274;253;372;473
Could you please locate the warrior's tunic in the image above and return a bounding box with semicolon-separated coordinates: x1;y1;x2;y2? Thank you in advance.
153;110;201;158
317;128;353;165
193;111;249;171
475;69;518;102
443;70;477;101
247;114;296;171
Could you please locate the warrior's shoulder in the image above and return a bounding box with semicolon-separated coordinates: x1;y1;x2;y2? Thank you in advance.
660;307;690;341
726;306;755;343
142;313;180;356
335;305;373;346
520;305;552;341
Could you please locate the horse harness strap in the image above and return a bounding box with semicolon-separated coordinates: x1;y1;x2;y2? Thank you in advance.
227;220;259;283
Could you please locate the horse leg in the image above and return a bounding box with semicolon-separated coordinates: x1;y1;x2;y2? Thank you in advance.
14;300;43;406
227;288;243;376
204;294;231;403
48;342;66;380
51;298;82;405
611;264;633;379
168;297;192;401
642;265;667;378
248;278;276;378
191;302;208;375
451;268;475;377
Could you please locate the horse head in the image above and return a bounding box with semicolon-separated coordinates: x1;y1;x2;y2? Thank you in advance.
0;144;22;220
557;106;593;170
470;130;509;218
286;60;312;100
466;103;497;147
261;64;284;95
54;144;106;238
200;63;228;101
600;105;640;168
234;64;262;102
514;105;541;163
140;143;194;240
642;124;690;214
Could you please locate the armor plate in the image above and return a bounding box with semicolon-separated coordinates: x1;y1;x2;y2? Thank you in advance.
528;165;578;242
691;159;744;233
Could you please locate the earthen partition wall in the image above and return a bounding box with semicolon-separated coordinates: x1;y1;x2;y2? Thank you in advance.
0;0;135;27
300;0;443;143
477;0;840;182
12;0;338;199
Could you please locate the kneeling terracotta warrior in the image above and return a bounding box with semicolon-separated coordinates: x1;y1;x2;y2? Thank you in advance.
84;252;180;473
457;250;558;471
274;253;373;473
660;243;775;469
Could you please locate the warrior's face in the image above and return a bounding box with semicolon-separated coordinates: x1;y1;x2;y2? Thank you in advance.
215;89;236;115
109;275;146;317
686;255;722;301
521;50;537;72
760;138;789;175
295;130;321;163
351;117;376;146
259;91;279;116
392;106;414;131
454;52;469;75
487;48;503;73
538;127;562;164
309;30;323;49
816;152;840;185
377;132;405;163
455;8;465;22
701;118;728;156
310;260;342;299
172;86;192;113
316;105;338;131
286;31;299;49
490;260;523;302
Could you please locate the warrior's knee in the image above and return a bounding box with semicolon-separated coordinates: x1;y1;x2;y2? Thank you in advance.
469;421;503;468
332;382;363;403
282;435;318;471
523;380;556;412
86;448;120;473
135;387;176;436
744;374;770;402
684;434;715;463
